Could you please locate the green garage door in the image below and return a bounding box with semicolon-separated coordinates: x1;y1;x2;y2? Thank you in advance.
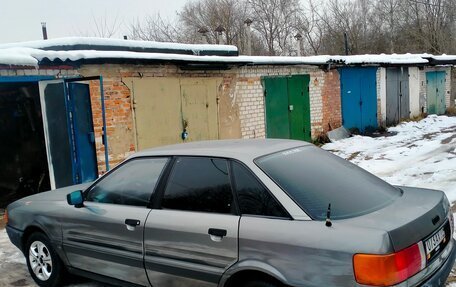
264;75;311;142
426;71;446;115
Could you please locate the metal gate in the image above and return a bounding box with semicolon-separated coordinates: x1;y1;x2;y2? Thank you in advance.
39;80;99;189
339;67;378;133
426;71;446;115
263;75;311;142
386;67;410;125
180;78;220;142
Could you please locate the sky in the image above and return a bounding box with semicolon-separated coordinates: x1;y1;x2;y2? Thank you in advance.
0;0;189;44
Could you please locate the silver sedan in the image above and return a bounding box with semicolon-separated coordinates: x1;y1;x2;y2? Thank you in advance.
5;139;456;287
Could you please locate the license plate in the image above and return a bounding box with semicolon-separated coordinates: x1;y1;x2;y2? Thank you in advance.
425;222;450;262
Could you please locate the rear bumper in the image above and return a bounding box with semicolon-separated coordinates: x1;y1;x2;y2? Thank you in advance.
6;225;23;252
419;238;456;287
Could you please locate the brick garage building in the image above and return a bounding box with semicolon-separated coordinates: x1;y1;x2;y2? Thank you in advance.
376;65;452;127
0;38;343;204
78;63;342;173
0;38;455;204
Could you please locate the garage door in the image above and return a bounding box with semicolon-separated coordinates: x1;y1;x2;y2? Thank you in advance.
126;77;221;150
263;75;311;142
386;67;410;126
426;71;446;115
339;67;378;133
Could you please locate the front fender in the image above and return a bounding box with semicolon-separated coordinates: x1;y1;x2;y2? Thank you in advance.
218;259;289;287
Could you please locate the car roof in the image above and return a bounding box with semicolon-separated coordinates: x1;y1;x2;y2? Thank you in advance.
129;139;311;161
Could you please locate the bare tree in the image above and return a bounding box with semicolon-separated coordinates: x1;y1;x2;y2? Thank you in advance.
126;0;456;55
74;12;123;38
129;14;183;42
374;0;403;53
247;0;302;55
297;0;324;55
178;0;250;47
403;0;456;53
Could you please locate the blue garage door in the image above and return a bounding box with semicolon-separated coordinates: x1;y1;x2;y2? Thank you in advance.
339;67;378;133
39;81;98;189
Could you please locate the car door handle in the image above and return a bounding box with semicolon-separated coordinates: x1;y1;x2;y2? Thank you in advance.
208;228;227;237
125;219;140;227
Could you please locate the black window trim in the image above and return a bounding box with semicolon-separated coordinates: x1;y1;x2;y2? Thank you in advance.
154;155;240;216
83;156;172;208
229;159;292;220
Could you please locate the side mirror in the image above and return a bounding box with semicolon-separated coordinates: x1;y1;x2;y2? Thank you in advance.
67;190;84;208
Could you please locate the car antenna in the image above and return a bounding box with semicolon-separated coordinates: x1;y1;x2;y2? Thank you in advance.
325;203;332;227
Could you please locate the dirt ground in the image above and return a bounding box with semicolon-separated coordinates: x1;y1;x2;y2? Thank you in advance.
0;209;5;229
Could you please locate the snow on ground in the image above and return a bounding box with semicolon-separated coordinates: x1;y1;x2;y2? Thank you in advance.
323;115;456;201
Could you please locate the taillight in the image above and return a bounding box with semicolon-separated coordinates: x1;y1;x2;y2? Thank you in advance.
353;242;426;286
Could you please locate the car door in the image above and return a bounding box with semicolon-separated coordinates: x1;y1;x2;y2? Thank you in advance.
144;157;240;287
61;157;169;286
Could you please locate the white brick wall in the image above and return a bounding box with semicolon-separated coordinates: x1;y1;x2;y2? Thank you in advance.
309;71;325;137
377;68;387;126
445;67;451;108
235;65;324;140
419;69;427;113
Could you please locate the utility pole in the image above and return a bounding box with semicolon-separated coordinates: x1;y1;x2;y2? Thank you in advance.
294;33;303;56
41;22;48;40
215;25;226;45
198;27;209;44
344;32;349;55
244;19;253;56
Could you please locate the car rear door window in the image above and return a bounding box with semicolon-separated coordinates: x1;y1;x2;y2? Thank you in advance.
161;157;233;214
232;162;288;218
86;158;169;207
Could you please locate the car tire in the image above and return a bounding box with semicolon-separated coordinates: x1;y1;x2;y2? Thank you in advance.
25;232;65;287
241;280;280;287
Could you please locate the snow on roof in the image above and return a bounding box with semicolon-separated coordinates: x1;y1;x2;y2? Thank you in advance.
0;48;39;66
331;54;430;65
0;37;238;56
0;37;454;67
428;54;456;61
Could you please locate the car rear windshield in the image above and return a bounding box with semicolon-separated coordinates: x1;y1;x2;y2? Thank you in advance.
255;146;401;220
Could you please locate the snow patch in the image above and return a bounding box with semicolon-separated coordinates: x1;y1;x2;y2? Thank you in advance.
323;115;456;201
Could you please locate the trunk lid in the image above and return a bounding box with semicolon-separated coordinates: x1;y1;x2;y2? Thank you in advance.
344;186;449;252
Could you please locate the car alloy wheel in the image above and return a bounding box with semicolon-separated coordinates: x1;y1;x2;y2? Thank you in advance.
26;232;65;287
29;241;53;281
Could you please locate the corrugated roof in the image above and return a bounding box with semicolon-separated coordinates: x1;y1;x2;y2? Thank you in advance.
0;37;454;68
0;37;239;57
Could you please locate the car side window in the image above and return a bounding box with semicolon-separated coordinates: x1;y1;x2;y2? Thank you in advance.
86;158;169;207
161;157;233;214
232;161;288;218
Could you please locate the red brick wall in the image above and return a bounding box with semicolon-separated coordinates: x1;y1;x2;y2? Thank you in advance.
321;69;342;133
87;74;136;174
